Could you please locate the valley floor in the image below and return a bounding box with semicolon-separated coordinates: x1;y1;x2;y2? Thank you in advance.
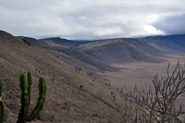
101;54;185;121
102;54;185;90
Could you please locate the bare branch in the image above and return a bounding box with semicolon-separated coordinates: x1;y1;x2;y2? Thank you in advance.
121;62;185;123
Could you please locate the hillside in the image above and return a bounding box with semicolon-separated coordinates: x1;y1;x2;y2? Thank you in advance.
19;34;185;69
46;47;118;72
19;37;118;74
32;37;164;68
0;30;123;122
122;38;164;56
78;39;163;64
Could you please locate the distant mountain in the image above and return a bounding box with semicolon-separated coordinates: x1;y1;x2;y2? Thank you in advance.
34;37;164;65
78;39;163;64
76;34;185;64
19;34;185;69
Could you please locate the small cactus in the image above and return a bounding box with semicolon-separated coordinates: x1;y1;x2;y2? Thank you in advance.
0;80;8;123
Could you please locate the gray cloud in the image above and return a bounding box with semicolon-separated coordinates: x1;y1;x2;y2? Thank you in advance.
0;0;185;40
153;14;185;35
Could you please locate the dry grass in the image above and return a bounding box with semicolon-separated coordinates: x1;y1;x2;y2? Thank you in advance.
0;30;123;122
102;54;185;90
101;54;185;122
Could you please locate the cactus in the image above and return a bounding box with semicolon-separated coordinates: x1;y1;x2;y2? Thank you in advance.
0;72;46;123
17;72;32;123
17;71;47;123
0;80;8;123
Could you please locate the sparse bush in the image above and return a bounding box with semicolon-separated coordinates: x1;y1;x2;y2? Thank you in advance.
75;66;82;73
0;80;8;123
92;113;98;117
80;85;84;90
87;72;92;76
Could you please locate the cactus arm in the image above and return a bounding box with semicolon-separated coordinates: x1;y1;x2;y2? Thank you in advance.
17;72;31;123
0;80;8;123
27;72;32;113
0;80;2;97
0;100;7;123
27;77;47;122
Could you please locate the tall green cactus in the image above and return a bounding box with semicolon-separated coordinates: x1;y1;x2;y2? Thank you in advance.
17;72;32;123
0;72;46;123
0;80;8;123
17;71;47;123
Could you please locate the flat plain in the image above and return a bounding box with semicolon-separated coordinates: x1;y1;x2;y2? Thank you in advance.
102;54;185;90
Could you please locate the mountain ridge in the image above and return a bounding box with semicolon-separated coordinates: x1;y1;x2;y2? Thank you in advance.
36;34;185;65
22;35;166;66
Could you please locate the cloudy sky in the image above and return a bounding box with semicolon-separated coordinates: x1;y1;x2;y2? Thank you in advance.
0;0;185;40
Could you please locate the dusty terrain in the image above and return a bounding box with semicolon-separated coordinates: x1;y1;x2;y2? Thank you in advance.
102;54;185;121
102;54;185;90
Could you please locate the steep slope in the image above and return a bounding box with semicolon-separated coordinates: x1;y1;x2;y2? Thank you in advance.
46;47;118;72
0;30;122;122
19;37;118;73
79;39;163;64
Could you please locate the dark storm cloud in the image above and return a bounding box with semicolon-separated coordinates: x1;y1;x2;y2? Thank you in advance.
153;14;185;35
0;0;185;39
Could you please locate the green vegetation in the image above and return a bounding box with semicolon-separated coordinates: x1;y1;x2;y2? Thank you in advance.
0;80;8;123
0;72;47;123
